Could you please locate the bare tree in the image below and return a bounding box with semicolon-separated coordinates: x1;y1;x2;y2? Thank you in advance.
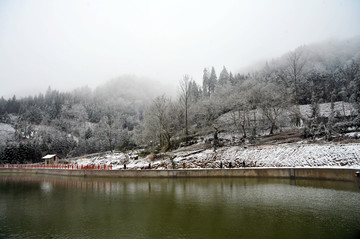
258;84;286;134
179;75;191;137
228;79;258;138
278;47;307;126
231;107;248;138
143;95;173;151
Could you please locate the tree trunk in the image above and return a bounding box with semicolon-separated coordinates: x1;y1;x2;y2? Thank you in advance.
270;121;275;135
163;131;171;151
185;102;188;137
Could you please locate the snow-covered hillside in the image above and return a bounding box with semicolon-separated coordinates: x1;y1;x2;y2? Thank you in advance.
217;101;357;131
74;142;360;170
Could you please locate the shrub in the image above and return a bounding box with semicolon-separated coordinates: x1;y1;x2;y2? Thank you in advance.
147;153;156;161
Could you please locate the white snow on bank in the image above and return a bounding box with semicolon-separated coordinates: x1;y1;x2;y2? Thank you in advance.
217;144;360;168
74;152;152;170
73;143;360;170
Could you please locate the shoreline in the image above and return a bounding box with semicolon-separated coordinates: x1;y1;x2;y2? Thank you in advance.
1;167;360;182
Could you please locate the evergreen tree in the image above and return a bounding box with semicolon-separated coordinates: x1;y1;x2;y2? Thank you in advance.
202;68;210;97
189;80;201;103
229;72;235;85
209;67;217;94
219;66;230;86
7;95;20;114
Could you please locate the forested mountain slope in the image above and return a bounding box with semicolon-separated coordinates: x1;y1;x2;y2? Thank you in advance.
1;37;359;164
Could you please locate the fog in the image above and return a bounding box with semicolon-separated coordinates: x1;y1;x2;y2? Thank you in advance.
0;0;359;99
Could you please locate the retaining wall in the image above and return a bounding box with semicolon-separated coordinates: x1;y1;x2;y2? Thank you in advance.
1;168;359;182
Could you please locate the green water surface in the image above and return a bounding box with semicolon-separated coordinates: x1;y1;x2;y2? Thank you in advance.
0;174;359;239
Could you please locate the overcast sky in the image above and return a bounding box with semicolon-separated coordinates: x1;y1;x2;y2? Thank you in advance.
0;0;359;99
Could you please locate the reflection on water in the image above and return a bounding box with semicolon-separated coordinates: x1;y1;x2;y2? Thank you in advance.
0;174;360;239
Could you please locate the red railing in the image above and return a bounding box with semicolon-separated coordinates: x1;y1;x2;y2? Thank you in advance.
0;164;113;170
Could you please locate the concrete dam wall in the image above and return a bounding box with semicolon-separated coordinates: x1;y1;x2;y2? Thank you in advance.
1;167;359;182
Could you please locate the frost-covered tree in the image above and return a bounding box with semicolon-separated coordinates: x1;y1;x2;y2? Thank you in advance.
258;83;287;135
192;95;223;128
278;47;307;126
202;68;210;97
348;61;360;107
325;91;336;139
218;66;230;87
99;110;116;152
143;95;174;151
229;72;235;85
179;75;191;136
229;91;249;138
189;80;201;103
209;67;217;95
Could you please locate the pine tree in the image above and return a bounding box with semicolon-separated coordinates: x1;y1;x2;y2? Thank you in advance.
219;66;230;86
202;68;210;97
189;80;200;103
229;72;235;85
209;67;217;95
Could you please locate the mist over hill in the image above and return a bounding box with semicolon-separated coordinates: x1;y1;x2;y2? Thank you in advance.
241;36;360;74
0;37;359;164
93;75;177;106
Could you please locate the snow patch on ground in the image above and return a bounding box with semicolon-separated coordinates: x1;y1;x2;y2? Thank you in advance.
73;143;360;169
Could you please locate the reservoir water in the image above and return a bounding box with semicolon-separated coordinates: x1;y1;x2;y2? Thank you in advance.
1;174;360;239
